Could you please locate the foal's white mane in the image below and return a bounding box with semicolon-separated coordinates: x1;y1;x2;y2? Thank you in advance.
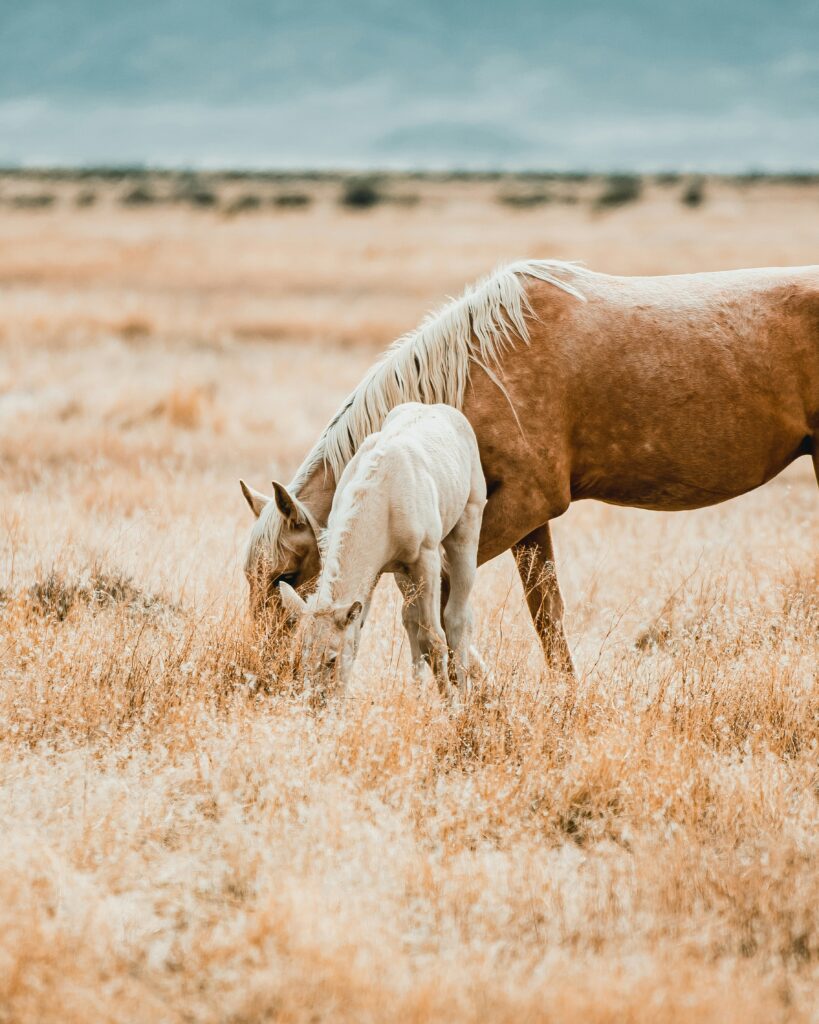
313;434;388;601
248;259;587;567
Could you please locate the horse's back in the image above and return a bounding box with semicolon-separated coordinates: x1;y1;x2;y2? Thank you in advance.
494;265;819;513
530;263;819;328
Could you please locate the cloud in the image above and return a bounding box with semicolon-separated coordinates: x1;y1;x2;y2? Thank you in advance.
3;94;818;171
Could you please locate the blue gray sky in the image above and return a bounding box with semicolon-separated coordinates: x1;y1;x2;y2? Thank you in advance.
2;0;818;170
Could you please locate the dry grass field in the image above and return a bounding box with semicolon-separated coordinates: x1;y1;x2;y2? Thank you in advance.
1;173;817;1023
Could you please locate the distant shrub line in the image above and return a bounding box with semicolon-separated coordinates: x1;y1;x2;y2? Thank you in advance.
0;170;816;214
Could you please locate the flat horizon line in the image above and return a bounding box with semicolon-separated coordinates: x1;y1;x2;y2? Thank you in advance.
2;165;819;180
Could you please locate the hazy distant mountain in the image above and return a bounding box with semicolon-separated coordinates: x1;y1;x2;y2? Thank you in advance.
2;0;817;169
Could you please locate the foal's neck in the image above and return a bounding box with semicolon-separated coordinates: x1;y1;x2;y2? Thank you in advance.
317;480;390;611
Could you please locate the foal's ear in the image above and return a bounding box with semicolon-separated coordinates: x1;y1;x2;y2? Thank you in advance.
272;480;305;526
334;601;363;629
279;581;307;619
240;479;270;518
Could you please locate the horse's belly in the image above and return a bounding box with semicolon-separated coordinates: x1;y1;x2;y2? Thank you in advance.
581;478;766;512
571;433;808;511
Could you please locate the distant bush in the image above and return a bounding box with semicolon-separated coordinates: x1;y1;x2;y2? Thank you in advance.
681;177;706;207
173;178;219;208
595;174;642;209
118;316;152;340
163;385;209;430
340;177;382;208
121;184;157;206
226;193;263;215
76;166;149;182
184;188;218;208
75;189;97;207
273;191;312;208
27;566;161;621
10;193;56;209
655;172;682;186
497;190;552;208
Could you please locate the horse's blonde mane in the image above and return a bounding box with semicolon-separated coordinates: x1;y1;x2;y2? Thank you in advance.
296;259;586;488
247;259;587;570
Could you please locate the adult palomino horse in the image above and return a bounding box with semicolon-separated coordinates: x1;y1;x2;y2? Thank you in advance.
242;260;819;672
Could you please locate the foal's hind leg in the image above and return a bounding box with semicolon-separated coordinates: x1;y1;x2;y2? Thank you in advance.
395;572;425;681
442;503;482;698
409;547;451;698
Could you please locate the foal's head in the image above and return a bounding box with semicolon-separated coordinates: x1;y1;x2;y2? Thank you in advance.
240;479;322;621
279;582;364;691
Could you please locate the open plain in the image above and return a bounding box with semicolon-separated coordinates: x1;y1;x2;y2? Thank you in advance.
0;173;818;1022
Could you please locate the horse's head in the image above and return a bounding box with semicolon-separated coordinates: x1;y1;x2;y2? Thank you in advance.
240;479;322;621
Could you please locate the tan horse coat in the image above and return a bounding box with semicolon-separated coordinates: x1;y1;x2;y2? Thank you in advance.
242;262;819;671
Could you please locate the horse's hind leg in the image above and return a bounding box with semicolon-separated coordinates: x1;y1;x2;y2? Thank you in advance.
442;501;482;698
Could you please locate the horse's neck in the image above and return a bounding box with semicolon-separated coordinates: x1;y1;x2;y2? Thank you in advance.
317;482;389;610
294;460;336;526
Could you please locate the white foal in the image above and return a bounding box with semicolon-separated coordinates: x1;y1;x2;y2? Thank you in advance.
280;402;486;700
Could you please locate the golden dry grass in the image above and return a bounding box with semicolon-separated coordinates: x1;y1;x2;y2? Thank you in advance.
1;176;818;1023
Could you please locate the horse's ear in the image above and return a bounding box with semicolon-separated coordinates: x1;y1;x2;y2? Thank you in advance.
279;581;307;620
334;601;363;629
240;479;270;518
272;480;304;525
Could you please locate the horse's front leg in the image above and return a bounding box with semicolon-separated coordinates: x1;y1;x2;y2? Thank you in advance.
512;522;576;677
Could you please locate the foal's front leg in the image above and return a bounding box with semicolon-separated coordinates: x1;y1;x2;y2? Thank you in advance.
442;503;482;698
